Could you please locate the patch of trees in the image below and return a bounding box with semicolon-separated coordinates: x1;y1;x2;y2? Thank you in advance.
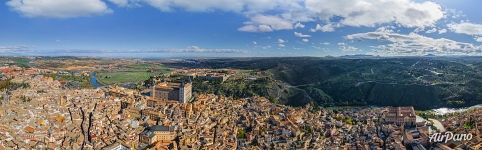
193;77;273;100
0;79;30;91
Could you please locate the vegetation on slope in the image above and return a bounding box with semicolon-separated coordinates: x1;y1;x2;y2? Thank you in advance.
167;57;482;109
46;73;91;89
0;79;30;91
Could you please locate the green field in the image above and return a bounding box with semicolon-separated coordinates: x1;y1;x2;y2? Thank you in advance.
13;58;31;68
96;64;170;85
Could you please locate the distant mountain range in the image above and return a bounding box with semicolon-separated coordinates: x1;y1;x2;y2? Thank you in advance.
166;56;482;110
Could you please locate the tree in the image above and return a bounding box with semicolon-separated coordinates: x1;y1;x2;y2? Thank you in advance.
237;128;246;139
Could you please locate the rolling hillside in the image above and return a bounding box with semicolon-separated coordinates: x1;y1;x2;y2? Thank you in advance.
166;57;482;109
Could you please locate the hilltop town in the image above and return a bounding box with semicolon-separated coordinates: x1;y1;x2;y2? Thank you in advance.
3;0;482;149
0;62;480;150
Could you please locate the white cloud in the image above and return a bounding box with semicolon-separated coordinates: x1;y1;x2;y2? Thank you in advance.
449;22;482;42
7;0;447;34
425;28;437;34
277;38;286;44
477;37;482;42
261;45;272;49
302;39;309;42
132;0;446;32
188;45;201;50
139;0;444;30
306;0;444;28
346;30;482;55
0;46;30;53
143;0;172;11
238;24;273;32
7;0;111;18
277;38;287;47
449;23;482;35
147;46;243;53
144;0;248;12
310;24;320;32
294;32;311;38
321;42;330;45
141;0;306;14
422;27;447;34
337;43;358;52
239;15;293;32
438;28;447;34
320;24;336;32
311;23;339;32
294;22;305;29
108;0;131;7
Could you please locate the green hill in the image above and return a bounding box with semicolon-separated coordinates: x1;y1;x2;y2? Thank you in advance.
167;57;482;109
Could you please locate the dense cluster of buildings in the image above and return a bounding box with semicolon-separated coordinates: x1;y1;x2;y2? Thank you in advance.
171;69;235;83
439;108;482;149
380;107;428;149
0;65;480;150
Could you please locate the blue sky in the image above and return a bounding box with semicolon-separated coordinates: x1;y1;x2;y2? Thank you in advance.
0;0;482;57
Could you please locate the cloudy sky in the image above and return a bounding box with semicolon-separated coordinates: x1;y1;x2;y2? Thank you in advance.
1;0;482;57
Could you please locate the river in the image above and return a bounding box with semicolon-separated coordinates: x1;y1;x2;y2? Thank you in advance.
89;72;102;88
431;104;482;115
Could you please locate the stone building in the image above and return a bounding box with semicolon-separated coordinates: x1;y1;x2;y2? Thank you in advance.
149;80;192;105
59;95;67;107
384;107;416;127
139;125;177;149
403;127;429;147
